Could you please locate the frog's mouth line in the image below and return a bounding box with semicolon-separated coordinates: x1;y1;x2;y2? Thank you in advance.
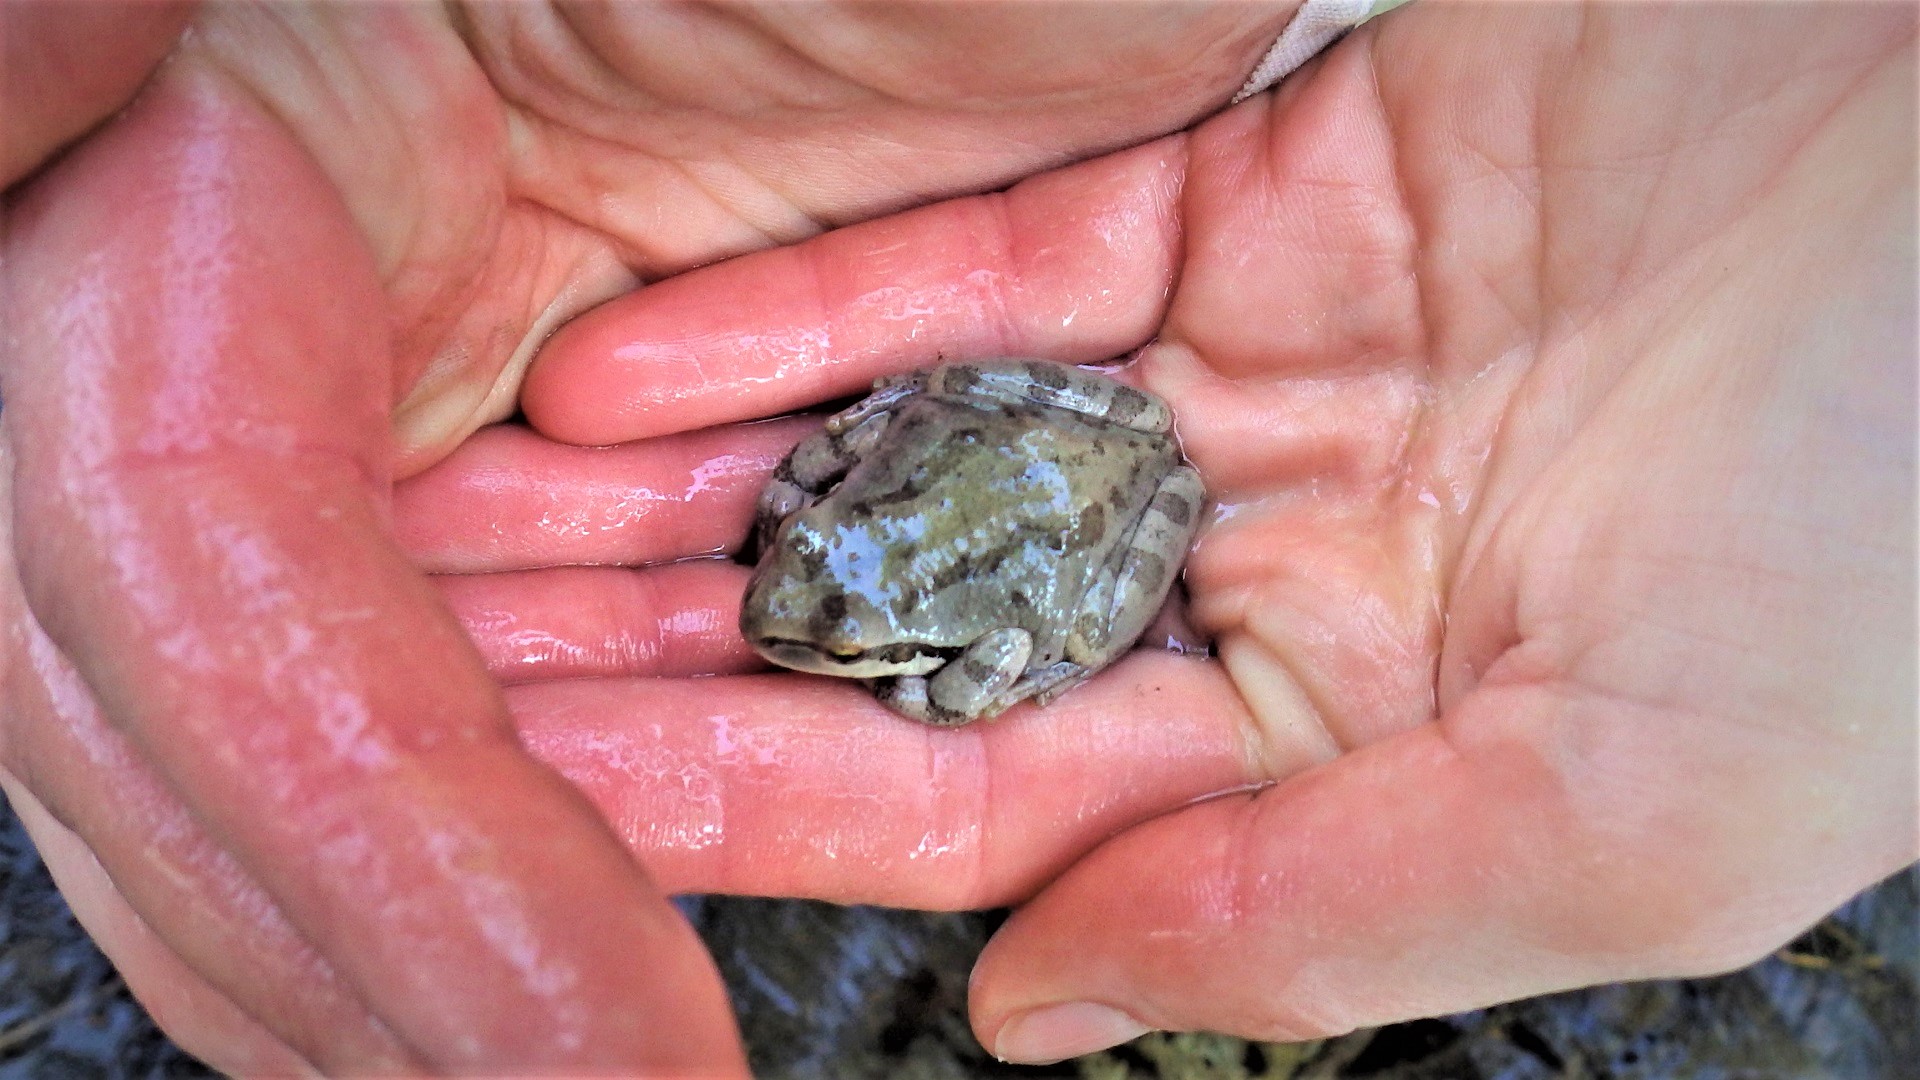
754;637;958;678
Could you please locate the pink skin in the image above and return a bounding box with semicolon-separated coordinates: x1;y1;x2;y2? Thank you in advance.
436;561;765;686
396;419;815;574
2;1;1912;1073
2;73;740;1073
0;2;1302;1073
0;0;196;182
508;2;1908;1066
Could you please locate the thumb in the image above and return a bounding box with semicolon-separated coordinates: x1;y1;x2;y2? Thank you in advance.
968;700;1907;1064
1;1;196;187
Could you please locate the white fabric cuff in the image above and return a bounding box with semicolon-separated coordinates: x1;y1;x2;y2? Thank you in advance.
1232;0;1379;103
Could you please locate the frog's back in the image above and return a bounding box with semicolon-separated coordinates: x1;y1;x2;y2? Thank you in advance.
809;395;1176;651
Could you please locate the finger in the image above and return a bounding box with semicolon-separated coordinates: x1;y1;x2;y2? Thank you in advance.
394;418;811;573
968;702;1912;1065
0;0;195;186
507;651;1296;908
522;137;1186;445
2;73;742;1072
436;560;763;684
0;493;414;1071
3;777;319;1078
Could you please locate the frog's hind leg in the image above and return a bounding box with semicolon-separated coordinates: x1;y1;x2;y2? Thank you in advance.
749;411;891;556
1064;465;1205;676
874;628;1033;726
932;359;1174;434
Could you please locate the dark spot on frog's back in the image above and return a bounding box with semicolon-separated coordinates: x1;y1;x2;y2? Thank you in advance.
924;544;1013;592
794;538;829;578
1067;502;1106;552
898;583;936;611
881;540;922;577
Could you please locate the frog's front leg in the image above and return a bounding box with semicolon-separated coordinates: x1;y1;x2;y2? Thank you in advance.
933;359;1174;434
874;628;1033;726
1062;465;1205;685
750;412;890;556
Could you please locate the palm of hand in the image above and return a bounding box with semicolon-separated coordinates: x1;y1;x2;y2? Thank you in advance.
513;2;1914;1051
958;8;1915;1045
1;1;1910;1074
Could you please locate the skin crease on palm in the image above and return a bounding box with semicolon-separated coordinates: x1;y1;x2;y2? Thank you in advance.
0;2;1914;1077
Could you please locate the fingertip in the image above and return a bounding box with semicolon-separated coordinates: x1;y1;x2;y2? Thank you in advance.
521;248;846;447
519;292;662;446
522;137;1192;447
965;726;1582;1045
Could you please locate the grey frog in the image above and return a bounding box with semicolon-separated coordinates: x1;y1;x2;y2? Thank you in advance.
739;359;1204;725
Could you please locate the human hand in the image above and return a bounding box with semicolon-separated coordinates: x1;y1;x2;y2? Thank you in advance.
0;2;1297;1072
504;2;1918;1063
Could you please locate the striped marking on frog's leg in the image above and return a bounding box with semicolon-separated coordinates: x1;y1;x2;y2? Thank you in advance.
932;359;1174;434
1101;465;1204;654
1063;465;1203;672
921;627;1033;725
750;412;891;556
1064;560;1120;665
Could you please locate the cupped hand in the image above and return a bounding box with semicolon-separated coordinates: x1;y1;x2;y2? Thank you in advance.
481;2;1917;1065
0;1;1296;1072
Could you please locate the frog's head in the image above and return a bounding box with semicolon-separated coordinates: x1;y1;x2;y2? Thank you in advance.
739;516;953;679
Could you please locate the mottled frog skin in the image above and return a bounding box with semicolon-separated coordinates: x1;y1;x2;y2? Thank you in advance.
739;359;1204;725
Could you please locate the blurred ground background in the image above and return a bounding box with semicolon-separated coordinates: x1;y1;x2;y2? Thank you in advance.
3;799;1914;1079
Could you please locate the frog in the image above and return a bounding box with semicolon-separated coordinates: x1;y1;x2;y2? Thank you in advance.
738;358;1204;725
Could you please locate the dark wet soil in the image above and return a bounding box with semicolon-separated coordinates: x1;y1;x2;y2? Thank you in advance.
3;799;1913;1079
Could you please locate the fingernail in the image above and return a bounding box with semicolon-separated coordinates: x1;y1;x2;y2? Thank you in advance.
992;1002;1151;1063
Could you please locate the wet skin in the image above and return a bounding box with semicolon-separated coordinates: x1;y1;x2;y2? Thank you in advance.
0;4;1296;1074
742;359;1204;725
3;2;1913;1075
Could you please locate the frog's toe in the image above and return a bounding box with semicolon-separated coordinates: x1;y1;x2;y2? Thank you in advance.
752;480;808;544
874;675;941;724
872;672;979;727
1017;662;1091;708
